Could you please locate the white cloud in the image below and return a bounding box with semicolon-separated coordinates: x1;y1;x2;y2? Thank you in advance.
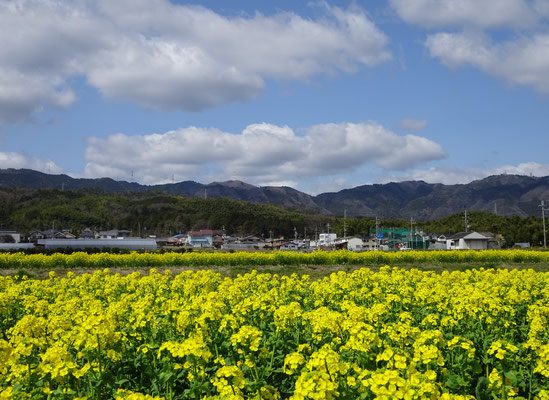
426;31;549;93
385;162;549;185
389;0;549;94
83;122;446;186
0;69;75;124
0;151;63;174
491;162;549;176
0;0;391;122
399;118;428;131
390;0;538;29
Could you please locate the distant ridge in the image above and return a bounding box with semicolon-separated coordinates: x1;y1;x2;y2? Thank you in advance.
1;168;548;220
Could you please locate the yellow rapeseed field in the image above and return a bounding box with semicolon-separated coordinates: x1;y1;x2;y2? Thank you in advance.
1;249;549;269
1;266;548;399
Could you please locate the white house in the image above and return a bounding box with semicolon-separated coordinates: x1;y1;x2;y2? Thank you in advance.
318;233;337;247
446;232;491;250
335;236;364;251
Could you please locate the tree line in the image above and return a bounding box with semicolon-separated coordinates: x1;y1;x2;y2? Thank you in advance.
0;188;546;247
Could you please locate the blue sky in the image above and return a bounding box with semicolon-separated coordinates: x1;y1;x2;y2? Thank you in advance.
0;0;548;194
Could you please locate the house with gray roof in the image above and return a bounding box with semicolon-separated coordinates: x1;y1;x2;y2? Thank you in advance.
446;232;492;250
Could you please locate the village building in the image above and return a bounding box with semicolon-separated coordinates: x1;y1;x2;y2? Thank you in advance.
446;232;492;250
187;229;213;248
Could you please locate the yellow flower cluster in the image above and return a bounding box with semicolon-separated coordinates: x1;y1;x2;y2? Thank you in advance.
0;266;548;399
2;249;549;269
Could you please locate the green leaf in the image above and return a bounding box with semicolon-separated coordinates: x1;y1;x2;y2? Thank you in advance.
475;377;491;400
445;372;461;390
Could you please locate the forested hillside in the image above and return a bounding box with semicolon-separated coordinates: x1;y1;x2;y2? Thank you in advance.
2;169;549;220
0;188;328;239
0;188;547;246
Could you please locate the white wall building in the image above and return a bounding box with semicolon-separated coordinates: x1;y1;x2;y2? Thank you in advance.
318;233;337;247
446;232;491;250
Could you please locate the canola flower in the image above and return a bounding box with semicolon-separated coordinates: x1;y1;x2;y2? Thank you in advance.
1;249;549;270
0;267;548;399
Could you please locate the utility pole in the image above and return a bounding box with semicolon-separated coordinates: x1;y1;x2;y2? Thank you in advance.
463;210;470;232
343;209;347;238
540;200;547;249
410;217;414;249
375;216;380;250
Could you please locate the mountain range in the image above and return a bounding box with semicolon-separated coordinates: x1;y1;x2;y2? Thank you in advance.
1;168;548;220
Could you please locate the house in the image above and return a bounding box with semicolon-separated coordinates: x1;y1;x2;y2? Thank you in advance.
346;236;364;251
53;231;76;239
280;241;299;250
41;229;59;239
334;236;364;251
98;229;131;239
0;229;22;243
238;236;266;249
187;229;213;248
446;232;492;250
240;235;262;244
362;235;378;250
212;230;224;248
318;233;337;247
480;232;502;249
80;228;98;239
29;231;45;243
167;234;186;245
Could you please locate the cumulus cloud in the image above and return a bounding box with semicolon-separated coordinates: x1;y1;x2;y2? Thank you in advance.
426;31;549;93
0;0;391;122
83;122;446;186
0;69;75;124
399;118;428;132
390;0;538;29
0;151;63;174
